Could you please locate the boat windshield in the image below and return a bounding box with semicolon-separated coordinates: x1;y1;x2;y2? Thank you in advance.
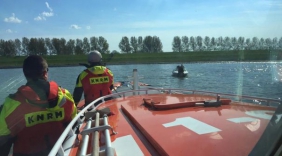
0;0;282;156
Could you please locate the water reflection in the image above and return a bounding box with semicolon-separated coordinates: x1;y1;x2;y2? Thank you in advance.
170;131;192;141
209;132;223;140
0;74;25;93
245;119;260;132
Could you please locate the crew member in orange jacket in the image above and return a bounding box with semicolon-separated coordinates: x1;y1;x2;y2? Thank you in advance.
0;55;77;156
73;50;114;107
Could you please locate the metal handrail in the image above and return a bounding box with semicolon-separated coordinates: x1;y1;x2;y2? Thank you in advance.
48;87;281;156
79;117;92;155
103;115;115;156
49;96;104;156
92;112;100;156
111;88;281;105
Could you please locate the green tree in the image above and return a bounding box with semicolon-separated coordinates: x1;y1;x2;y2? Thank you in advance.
10;40;17;56
119;36;131;53
75;39;83;55
137;36;143;52
59;38;67;55
245;38;251;50
143;36;155;53
22;37;29;56
204;36;210;51
14;39;22;56
90;36;99;51
28;38;38;55
223;36;231;50
272;37;278;49
0;39;5;56
152;36;163;53
5;40;16;56
190;36;196;51
251;37;259;50
278;37;282;50
45;38;55;55
51;38;60;55
259;38;266;50
130;36;138;53
265;38;272;50
210;37;216;51
196;36;203;51
37;38;47;55
238;37;245;50
82;37;90;54
217;36;223;51
66;39;75;55
172;36;182;52
98;36;109;53
111;50;119;54
231;37;238;50
182;36;189;52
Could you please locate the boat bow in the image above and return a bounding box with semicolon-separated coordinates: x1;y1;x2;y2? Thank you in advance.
49;69;281;156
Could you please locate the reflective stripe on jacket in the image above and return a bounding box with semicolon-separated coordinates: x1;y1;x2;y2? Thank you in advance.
0;81;77;155
77;66;113;104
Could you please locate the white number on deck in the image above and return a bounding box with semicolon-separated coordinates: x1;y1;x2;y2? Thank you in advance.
163;117;221;135
245;110;274;120
163;110;275;135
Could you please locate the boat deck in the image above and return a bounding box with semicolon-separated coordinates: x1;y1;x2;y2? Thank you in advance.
48;69;282;156
73;92;276;156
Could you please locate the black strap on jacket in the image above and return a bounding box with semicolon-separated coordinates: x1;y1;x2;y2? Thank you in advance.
0;137;15;156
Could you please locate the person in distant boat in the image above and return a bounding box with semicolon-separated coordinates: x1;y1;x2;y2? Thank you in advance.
73;50;114;107
177;64;184;74
0;55;77;156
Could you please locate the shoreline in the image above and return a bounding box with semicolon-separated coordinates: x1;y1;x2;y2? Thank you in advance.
0;60;279;69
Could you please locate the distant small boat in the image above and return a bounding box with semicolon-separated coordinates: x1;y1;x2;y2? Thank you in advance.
172;67;188;77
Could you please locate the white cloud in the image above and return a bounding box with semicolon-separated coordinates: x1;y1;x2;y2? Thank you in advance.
34;16;46;21
70;25;81;29
6;29;13;33
34;2;54;21
46;2;53;12
86;26;91;29
4;13;22;23
42;11;54;17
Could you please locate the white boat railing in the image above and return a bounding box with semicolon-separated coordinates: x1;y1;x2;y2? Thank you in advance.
49;87;281;156
49;69;281;156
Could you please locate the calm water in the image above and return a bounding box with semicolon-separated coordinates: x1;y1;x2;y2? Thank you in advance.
1;62;282;105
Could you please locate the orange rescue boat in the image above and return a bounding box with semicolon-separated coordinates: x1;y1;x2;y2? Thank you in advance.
49;69;282;156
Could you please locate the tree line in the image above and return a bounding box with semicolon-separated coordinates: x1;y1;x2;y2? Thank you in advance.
172;36;282;52
0;35;281;57
0;35;163;56
0;36;109;56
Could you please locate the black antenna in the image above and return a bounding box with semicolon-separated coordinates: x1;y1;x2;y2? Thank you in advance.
78;63;91;68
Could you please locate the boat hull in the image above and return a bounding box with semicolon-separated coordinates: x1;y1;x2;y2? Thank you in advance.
62;89;277;156
172;70;188;77
48;69;282;156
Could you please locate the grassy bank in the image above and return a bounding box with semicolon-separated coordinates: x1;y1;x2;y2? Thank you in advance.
0;50;281;69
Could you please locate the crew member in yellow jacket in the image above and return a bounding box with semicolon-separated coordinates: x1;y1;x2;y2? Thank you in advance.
0;55;77;156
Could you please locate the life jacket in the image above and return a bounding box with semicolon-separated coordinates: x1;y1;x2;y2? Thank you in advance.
81;66;113;104
2;81;76;155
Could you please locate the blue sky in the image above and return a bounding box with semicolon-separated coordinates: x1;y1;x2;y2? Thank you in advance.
1;0;282;52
